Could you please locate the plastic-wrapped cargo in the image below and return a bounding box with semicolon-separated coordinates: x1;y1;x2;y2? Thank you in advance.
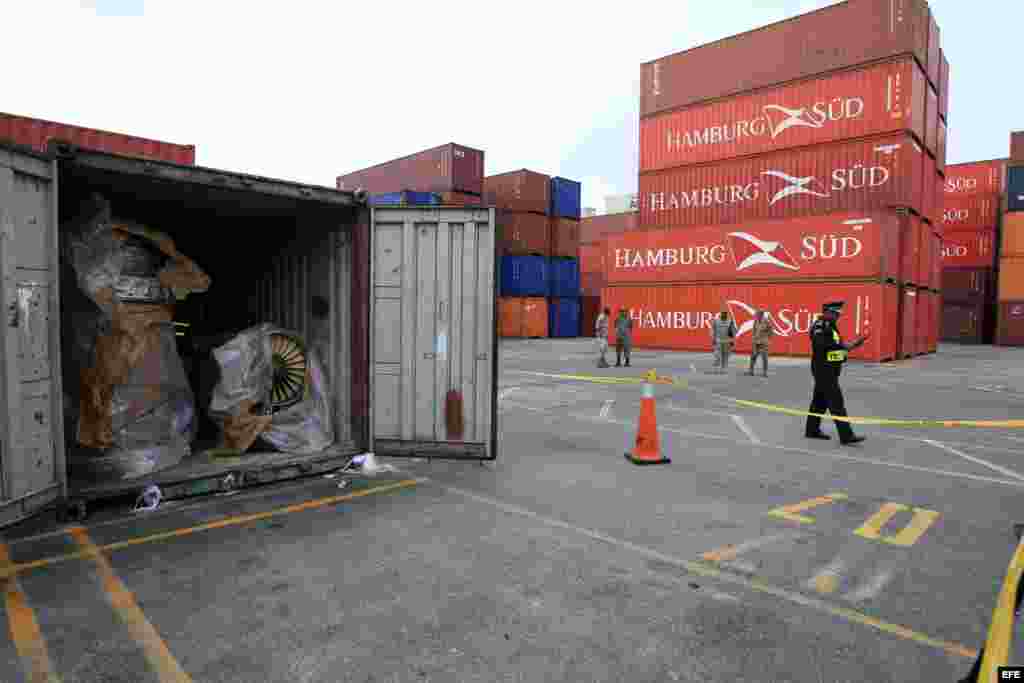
208;324;335;454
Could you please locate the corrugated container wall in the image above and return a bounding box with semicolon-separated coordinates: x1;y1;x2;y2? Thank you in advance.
500;255;548;297
924;85;938;160
900;216;922;285
549;217;580;258
548;298;581;338
1007;167;1024;212
439;191;484;206
928;230;942;290
550;177;582;219
484;170;550;214
580;296;602;338
603;282;899;361
928;290;940;352
936;118;947;173
497;211;550;255
942;267;995;304
548;257;581;298
900;287;917;357
999;258;1024;301
940;229;997;269
639;57;929;172
1001;213;1024;257
926;8;940;89
580;212;638;244
0;112;195;165
498;297;548;338
606;210;905;285
336;143;485;196
639;0;931;118
1011;132;1024;165
941;301;990;344
938;51;949;122
943;159;1007;197
639;134;924;230
940;195;999;231
997;301;1024;346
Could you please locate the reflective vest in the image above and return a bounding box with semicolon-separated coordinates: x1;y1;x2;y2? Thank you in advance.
826;329;847;362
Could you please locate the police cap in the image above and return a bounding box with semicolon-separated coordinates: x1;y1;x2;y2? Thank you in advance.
822;301;845;314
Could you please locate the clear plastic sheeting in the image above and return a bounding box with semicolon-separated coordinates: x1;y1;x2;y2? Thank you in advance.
209;324;334;454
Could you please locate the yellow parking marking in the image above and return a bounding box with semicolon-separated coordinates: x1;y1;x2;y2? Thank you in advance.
1;479;419;580
854;503;940;547
808;558;846;595
70;528;192;682
767;493;848;524
978;538;1024;679
0;542;61;683
701;532;801;562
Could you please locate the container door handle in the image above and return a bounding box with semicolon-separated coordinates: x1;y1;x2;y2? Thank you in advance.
424;352;436;360
439;301;446;322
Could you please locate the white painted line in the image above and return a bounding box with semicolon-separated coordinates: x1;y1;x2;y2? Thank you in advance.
731;415;761;444
501;399;1024;489
923;439;1024;483
600;400;614;419
847;570;894;603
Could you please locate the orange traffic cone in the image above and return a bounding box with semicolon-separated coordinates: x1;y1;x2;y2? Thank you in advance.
625;375;670;465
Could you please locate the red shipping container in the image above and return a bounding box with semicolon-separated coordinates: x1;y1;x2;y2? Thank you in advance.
996;301;1024;346
939;50;949;122
921;153;939;227
900;287;918;357
940;194;999;231
580;212;638;244
900;215;922;285
578;243;605;274
930;231;943;290
942;267;995;305
918;226;933;289
924;85;938;158
336;143;485;196
602;282;899;362
943;159;1006;197
639;0;930;118
1011;132;1024;166
497;211;550;255
936;119;947;173
639;133;925;230
926;9;940;90
941;300;990;344
0;111;195;165
928;290;940;352
439;191;483;206
639;57;929;172
580;296;602;339
940;229;997;269
581;271;606;297
498;297;548;338
484;170;550;214
550;217;580;258
606;210;904;285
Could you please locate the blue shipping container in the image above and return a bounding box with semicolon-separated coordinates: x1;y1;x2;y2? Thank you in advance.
548;257;581;298
500;255;548;297
1009;167;1024;212
550;177;582;219
548;298;581;338
368;190;441;206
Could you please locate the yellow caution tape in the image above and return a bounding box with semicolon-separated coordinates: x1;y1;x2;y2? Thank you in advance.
522;371;1024;429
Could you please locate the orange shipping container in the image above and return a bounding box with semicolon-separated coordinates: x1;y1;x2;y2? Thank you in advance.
602;282;898;362
439;191;484;206
943;159;1007;197
999;258;1024;302
580;212;638;244
1001;213;1024;257
578;243;605;274
639;57;930;172
484;170;550;214
550;217;580;258
900;287;918;358
940;229;997;269
498;297;549;338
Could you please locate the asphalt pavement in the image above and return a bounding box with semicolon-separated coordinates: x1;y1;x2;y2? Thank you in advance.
3;339;1024;681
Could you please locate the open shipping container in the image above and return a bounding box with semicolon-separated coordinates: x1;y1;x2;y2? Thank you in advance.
0;144;498;529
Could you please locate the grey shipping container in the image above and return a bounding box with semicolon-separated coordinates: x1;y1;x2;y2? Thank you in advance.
0;143;497;529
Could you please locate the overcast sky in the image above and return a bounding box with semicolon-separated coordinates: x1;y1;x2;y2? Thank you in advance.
3;0;1019;211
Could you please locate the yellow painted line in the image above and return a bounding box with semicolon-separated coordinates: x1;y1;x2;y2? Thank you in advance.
1;479;418;580
853;503;940;547
438;480;977;660
70;528;192;682
520;369;1024;429
767;492;848;524
814;573;840;595
978;538;1024;679
0;542;61;683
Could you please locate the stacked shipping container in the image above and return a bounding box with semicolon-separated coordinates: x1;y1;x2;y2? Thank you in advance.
940;160;1006;344
998;163;1024;345
489;170;583;337
627;0;946;360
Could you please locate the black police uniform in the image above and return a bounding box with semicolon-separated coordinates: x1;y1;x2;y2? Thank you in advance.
805;302;864;444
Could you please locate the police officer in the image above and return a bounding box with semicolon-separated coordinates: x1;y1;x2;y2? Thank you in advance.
805;301;868;445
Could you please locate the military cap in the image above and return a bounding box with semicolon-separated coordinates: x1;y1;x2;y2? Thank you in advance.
822;301;845;313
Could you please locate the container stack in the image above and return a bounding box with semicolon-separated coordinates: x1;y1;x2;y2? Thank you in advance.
547;177;583;337
336;142;486;206
997;135;1024;345
939;160;1005;344
578;211;638;336
621;0;946;361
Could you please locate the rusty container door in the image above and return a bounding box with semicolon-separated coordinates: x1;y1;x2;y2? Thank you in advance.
370;206;497;460
0;146;66;528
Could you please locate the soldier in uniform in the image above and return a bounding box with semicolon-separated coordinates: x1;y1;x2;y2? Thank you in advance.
805;301;869;445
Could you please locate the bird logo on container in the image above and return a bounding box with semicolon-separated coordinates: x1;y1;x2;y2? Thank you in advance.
726;231;801;272
724;300;789;338
761;170;831;205
761;105;826;138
